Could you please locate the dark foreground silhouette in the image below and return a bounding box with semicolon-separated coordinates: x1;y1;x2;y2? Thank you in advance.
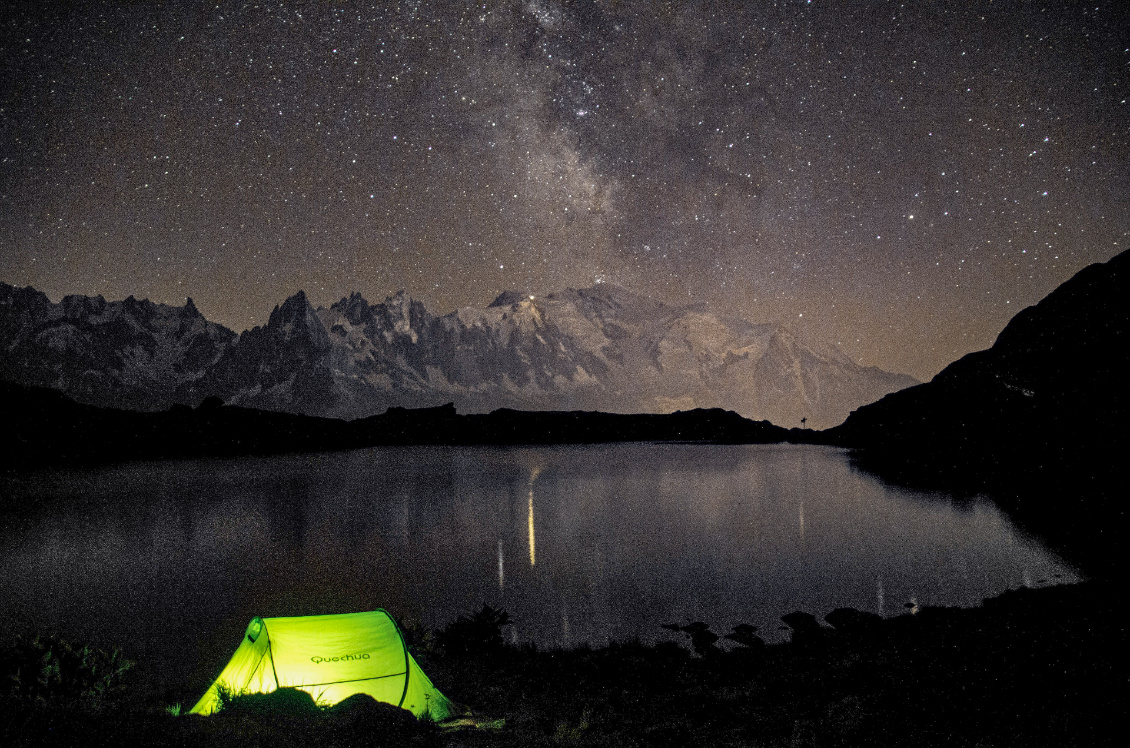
0;581;1121;747
824;249;1129;575
0;380;790;470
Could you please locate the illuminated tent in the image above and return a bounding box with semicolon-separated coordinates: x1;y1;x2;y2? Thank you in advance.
189;610;454;720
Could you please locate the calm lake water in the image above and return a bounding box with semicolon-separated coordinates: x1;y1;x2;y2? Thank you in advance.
0;444;1078;695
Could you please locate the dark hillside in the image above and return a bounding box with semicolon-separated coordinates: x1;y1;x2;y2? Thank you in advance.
0;380;788;473
829;250;1129;573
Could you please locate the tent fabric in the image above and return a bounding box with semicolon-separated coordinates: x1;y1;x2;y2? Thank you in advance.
189;610;454;720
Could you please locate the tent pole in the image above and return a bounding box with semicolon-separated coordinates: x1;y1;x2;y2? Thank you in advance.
262;620;281;690
385;610;412;709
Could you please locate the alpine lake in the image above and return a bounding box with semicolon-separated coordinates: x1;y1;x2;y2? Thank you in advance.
0;443;1079;697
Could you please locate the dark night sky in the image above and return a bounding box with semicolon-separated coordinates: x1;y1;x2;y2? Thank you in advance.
1;0;1126;380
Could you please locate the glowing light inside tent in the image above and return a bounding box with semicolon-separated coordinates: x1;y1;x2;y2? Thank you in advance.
188;611;453;720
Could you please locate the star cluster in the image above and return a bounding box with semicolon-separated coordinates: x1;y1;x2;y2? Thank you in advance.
1;1;1127;379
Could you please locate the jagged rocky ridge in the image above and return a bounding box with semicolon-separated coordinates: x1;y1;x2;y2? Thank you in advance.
1;282;916;428
0;284;235;411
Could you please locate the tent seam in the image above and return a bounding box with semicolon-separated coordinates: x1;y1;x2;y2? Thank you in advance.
288;672;408;688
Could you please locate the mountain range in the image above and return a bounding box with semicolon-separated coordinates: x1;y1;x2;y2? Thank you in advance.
0;282;916;428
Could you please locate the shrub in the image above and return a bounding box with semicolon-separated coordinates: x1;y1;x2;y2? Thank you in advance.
1;633;133;711
213;686;323;717
436;605;510;658
661;621;720;656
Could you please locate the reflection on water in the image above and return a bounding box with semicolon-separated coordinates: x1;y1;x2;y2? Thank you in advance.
528;465;540;567
0;444;1079;691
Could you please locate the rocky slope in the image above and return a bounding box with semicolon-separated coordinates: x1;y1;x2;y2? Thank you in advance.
195;284;915;428
0;283;235;411
831;248;1128;463
828;249;1128;573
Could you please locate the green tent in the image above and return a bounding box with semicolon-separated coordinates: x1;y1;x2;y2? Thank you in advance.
189;610;454;720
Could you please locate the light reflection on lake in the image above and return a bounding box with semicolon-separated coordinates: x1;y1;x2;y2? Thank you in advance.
0;444;1078;692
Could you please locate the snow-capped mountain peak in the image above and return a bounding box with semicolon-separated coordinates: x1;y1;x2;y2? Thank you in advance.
0;281;918;427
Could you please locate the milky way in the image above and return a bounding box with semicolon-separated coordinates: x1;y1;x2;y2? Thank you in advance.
1;1;1127;379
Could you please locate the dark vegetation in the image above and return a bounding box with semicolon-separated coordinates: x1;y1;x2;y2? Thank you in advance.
1;582;1121;747
1;634;134;712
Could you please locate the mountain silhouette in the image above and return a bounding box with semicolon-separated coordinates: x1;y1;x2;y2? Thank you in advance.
0;379;789;473
829;249;1128;572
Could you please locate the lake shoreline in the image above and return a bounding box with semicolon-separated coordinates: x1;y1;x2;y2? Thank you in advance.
3;380;800;472
4;377;1112;583
1;579;1120;747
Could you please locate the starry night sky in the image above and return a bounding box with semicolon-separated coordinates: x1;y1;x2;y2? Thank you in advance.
2;0;1127;380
